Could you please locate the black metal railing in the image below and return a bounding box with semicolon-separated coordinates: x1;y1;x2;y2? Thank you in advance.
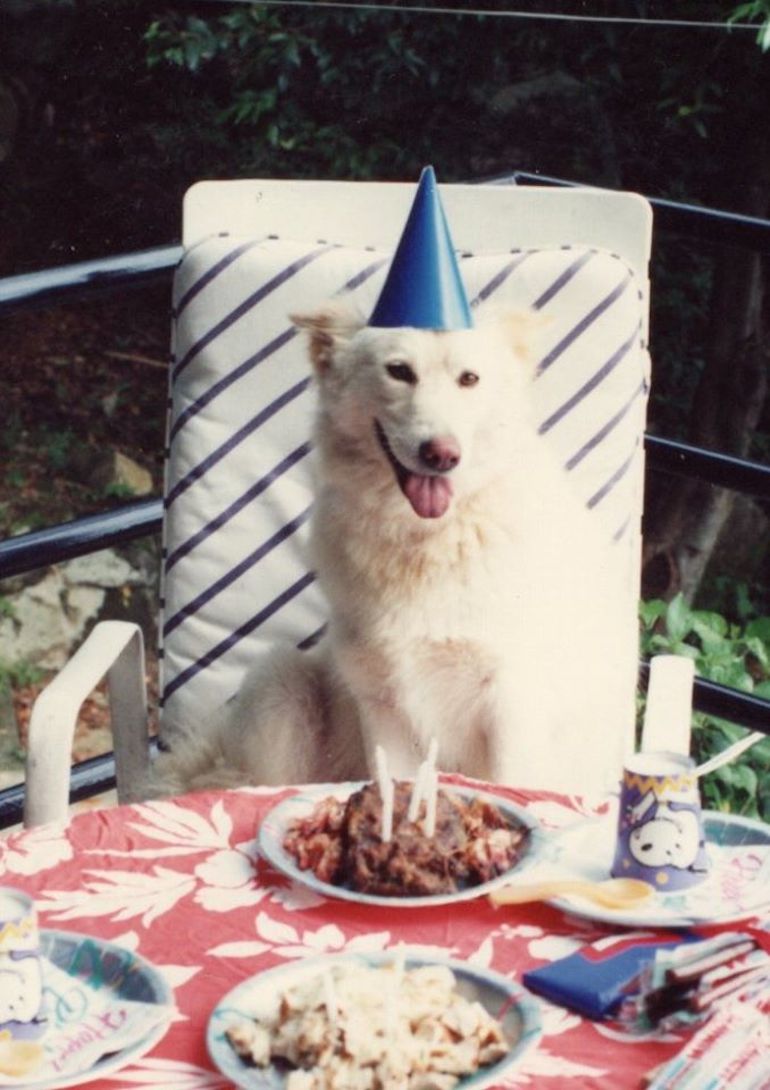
0;500;163;580
508;171;770;252
0;245;182;317
1;172;769;829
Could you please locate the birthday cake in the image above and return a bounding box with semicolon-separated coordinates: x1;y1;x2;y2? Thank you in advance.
283;781;528;897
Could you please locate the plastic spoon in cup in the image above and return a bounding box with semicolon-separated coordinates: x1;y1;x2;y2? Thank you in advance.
489;877;655;911
694;731;766;778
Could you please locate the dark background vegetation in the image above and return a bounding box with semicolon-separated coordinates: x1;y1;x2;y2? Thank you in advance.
1;0;770;813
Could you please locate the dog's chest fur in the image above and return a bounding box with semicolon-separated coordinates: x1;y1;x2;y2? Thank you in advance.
313;480;517;644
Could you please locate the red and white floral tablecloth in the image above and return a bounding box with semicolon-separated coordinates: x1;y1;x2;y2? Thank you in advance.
1;777;700;1089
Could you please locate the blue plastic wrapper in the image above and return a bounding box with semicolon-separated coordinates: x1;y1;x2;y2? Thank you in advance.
523;933;697;1020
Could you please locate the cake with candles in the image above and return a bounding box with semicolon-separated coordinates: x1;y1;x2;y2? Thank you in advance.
282;779;528;897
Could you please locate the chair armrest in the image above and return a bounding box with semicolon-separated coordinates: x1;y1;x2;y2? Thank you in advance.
24;620;149;827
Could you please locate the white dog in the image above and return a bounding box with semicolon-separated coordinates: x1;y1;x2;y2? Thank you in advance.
152;304;636;800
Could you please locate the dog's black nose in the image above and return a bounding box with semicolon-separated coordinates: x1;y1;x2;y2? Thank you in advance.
419;437;461;472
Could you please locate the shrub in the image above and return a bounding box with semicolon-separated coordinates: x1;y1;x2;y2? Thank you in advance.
640;594;770;821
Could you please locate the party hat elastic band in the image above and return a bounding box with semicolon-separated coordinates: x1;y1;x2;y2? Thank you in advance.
369;166;473;330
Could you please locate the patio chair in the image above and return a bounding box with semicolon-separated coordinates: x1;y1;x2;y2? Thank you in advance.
23;177;653;827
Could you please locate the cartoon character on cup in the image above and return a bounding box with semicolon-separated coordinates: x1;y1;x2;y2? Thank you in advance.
611;753;711;891
0;888;47;1041
0;952;43;1029
627;791;708;880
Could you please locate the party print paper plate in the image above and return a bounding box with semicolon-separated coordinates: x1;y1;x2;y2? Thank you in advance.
543;811;770;928
207;949;542;1090
0;930;174;1090
259;781;546;907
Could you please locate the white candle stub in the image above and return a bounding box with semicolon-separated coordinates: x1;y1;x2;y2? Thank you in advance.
407;763;427;822
375;745;394;842
407;737;439;824
424;765;438;837
641;654;695;755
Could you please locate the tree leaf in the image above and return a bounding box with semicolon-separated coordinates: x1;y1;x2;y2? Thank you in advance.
666;593;692;644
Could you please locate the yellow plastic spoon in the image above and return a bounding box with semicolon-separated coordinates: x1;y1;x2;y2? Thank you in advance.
489;877;655;911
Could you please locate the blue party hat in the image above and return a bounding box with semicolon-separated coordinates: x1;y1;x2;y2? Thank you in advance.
369;166;473;330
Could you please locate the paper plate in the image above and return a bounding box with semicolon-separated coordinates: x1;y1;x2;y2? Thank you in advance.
544;810;770;927
0;930;173;1090
207;950;542;1090
259;781;545;907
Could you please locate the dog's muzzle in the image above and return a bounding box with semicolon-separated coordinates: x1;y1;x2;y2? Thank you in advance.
374;420;455;519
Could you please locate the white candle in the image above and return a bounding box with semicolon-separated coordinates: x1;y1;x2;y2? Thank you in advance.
381;780;394;842
375;745;394;842
407;762;427;822
424;765;438;837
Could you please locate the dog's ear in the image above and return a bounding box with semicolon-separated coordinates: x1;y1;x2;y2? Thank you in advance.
477;306;545;369
291;302;364;375
498;308;545;367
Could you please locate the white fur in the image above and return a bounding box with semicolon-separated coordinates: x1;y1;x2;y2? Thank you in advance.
152;305;637;801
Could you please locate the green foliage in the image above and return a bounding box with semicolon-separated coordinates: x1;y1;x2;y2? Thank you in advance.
640;594;770;821
0;598;16;622
42;427;74;471
143;6;488;181
0;657;44;694
103;481;136;500
135;2;770;461
729;1;770;50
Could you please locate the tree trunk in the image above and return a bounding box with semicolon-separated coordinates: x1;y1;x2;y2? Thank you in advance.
642;130;770;604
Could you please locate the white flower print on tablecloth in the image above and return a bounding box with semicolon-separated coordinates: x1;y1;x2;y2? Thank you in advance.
209;910;393;960
502;1048;606;1085
38;797;278;923
495;1003;605;1085
0;821;73;877
1;781;688;1089
96;799;252;865
94;1056;232;1089
39;865;198;927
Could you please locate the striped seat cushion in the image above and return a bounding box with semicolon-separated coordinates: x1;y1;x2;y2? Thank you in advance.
160;236;649;736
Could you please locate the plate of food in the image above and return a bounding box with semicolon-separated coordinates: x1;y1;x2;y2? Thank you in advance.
538;810;770;928
0;930;173;1090
207;950;542;1090
259;779;544;906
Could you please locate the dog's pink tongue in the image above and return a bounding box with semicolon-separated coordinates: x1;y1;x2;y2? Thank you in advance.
403;473;453;519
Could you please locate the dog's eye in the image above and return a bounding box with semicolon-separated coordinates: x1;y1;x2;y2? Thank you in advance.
386;362;417;385
458;371;479;387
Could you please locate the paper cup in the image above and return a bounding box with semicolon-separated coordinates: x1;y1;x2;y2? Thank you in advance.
611;752;710;891
0;887;46;1039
